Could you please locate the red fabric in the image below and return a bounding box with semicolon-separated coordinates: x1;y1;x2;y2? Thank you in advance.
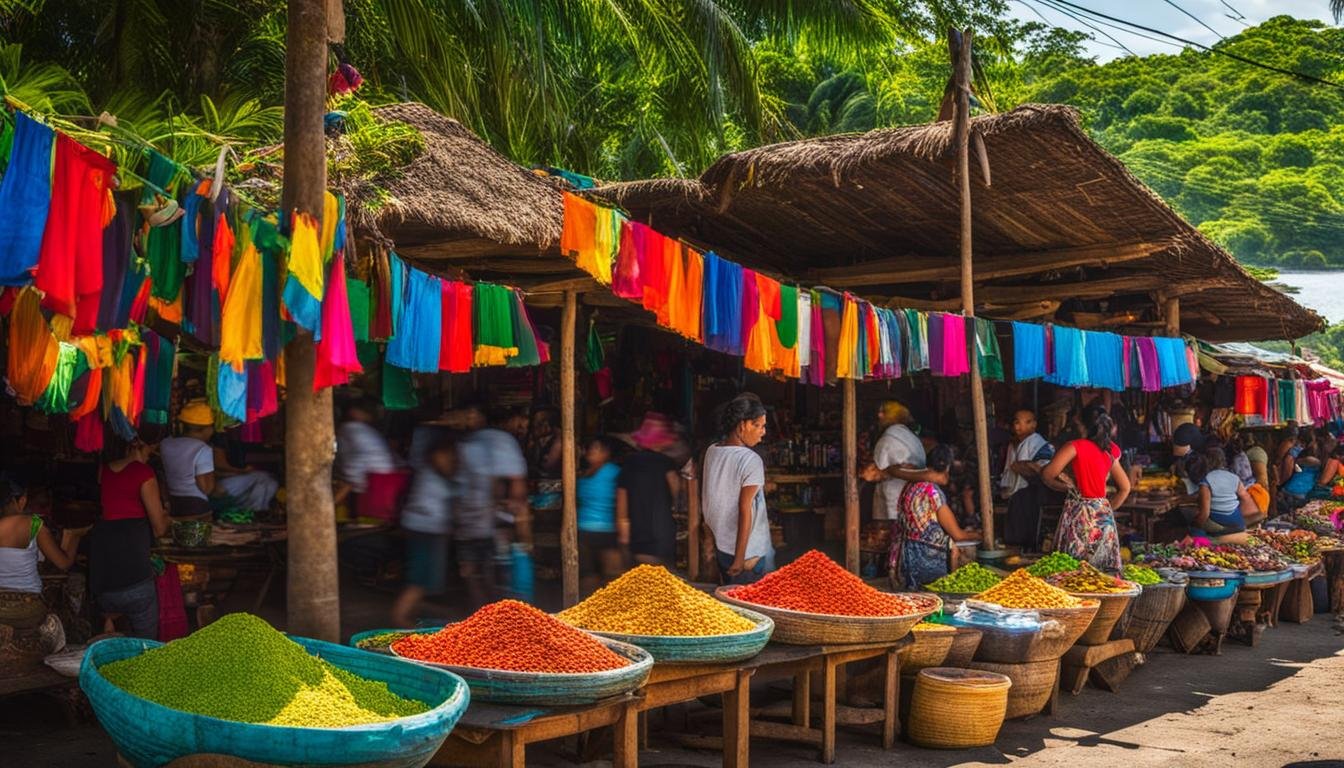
1235;375;1267;416
212;214;234;305
128;275;151;325
439;280;474;373
129;343;147;425
0;286;18;317
639;229;671;317
35;134;115;331
156;564;189;642
741;268;760;343
358;470;412;522
1070;439;1121;499
612;220;643;300
99;461;156;521
758;274;782;320
370;248;393;341
74;410;104;453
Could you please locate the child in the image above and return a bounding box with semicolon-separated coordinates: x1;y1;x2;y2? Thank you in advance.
392;435;456;628
578;436;623;595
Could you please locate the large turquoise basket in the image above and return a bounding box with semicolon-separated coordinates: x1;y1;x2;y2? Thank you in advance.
80;636;470;768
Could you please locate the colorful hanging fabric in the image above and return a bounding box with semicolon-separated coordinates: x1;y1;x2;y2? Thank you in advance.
382;359;418;410
98;190;136;333
219;219;264;372
74;410;104;453
247;360;279;423
217;357;248;423
836;294;860;380
314;255;363;390
348;277;371;343
941;314;970;377
439;280;473;373
1277;379;1297;421
584;319;605;374
702;252;744;355
506;290;543;368
561;193;618;285
143;156;185;307
927;312;945;375
1296;380;1311;424
282;211;325;332
744;273;783;374
1083;331;1125;392
34;133;116;332
128;343;147;426
805;290;826;386
1134;337;1161;392
1011;322;1046;381
319;192;341;260
369;248;394;341
36;342;81;415
975;318;1003;381
1154;337;1191;388
770;284;801;378
211;196;235;304
640;230;673;324
0;113;55;286
667;246;704;342
1045;326;1088;387
256;215;283;361
473;281;515;349
386;267;443;373
612;219;644;300
797;290;813;371
180;185;203;265
6;288;59;405
1236;376;1268;416
818;290;844;385
859;302;878;378
68;350;103;420
141;330;175;425
904;309;929;372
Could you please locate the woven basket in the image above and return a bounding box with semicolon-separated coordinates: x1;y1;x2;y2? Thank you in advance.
1067;586;1139;645
81;636;469;768
908;667;1011;748
714;588;941;646
392;635;653;706
968;659;1058;719
1123;583;1186;653
896;625;957;673
971;602;1100;663
943;626;984;667
576;606;773;664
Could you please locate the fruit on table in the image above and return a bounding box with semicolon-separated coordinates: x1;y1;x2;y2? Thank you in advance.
1047;562;1133;593
726;550;938;617
1123;564;1162;586
1025;552;1081;578
559;564;756;636
974;569;1084;609
925;562;1002;593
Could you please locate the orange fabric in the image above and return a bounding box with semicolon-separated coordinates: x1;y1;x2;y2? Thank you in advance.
836;295;860;379
6;288;60;405
744;273;779;374
560;192;597;263
1247;483;1270;514
663;241;686;332
149;293;183;324
69;367;103;420
682;249;704;343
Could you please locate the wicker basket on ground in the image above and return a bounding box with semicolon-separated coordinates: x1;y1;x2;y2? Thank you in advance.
1067;586;1139;645
1122;583;1186;653
908;667;1012;748
971;602;1100;664
968;659;1058;719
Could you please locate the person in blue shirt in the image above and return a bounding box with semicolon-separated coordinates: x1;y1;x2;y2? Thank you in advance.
578;436;623;596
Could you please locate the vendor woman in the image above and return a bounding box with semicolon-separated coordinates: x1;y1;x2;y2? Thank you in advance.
1183;444;1255;544
0;477;80;596
888;445;980;589
1041;407;1130;572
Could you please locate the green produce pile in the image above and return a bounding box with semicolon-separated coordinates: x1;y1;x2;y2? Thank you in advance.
1025;552;1081;578
354;631;416;652
925;563;1002;593
100;614;428;727
1123;564;1162;586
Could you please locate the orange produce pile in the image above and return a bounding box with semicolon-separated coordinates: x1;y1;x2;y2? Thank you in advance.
726;550;935;617
391;600;628;673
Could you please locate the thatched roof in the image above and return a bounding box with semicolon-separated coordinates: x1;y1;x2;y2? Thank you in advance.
592;104;1321;342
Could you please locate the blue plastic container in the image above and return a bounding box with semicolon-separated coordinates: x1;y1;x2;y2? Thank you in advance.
1244;569;1293;586
80;636;469;768
1186;574;1244;601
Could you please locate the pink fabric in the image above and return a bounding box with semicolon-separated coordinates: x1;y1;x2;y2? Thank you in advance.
1121;336;1133;388
807;299;825;386
1135;338;1161;392
941;314;970;377
612;219;644;300
313;256;362;390
74;410;104;453
156;564;189;642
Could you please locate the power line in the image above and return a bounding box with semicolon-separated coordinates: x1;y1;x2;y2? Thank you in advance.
1015;0;1135;55
1036;0;1183;52
1049;0;1344;90
1219;0;1246;20
1160;0;1224;41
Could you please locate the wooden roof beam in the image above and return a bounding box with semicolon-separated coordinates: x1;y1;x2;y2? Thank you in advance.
976;274;1244;303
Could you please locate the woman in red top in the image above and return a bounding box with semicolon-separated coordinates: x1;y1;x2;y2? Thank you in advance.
1041;407;1130;572
92;438;169;638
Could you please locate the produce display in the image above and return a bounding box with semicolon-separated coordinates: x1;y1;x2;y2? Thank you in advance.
1238;544;1292;572
99;614;428;727
1024;552;1081;578
1254;529;1326;564
1046;562;1135;593
973;569;1084;609
559;564;755;636
392;600;628;673
925;563;1002;593
725;550;936;617
1295;503;1344;536
1134;544;1251;572
1122;564;1162;586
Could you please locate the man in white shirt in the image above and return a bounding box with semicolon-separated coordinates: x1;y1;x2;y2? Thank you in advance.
861;401;941;520
1001;409;1054;549
334;399;397;506
160;401;218;518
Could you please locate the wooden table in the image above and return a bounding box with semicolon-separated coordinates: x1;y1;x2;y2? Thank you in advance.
640;662;753;768
1118;493;1183;543
429;695;639;768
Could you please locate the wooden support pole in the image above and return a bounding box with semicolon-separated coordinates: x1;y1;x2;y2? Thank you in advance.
1164;296;1181;336
561;290;579;606
951;28;996;552
842;377;859;574
283;0;339;641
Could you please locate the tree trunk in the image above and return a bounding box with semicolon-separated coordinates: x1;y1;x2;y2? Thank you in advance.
560;291;579;606
283;0;339;641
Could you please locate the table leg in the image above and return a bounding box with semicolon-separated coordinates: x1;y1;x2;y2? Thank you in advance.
723;669;751;768
821;659;838;764
883;648;899;748
792;671;811;727
612;702;639;768
495;731;525;768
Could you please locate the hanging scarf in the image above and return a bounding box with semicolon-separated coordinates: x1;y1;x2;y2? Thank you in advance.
35;133;116;332
1045;326;1089;387
836;293;860;380
6;288;59;405
507;289;543;368
219;219;264;371
247;360;279;422
314;255;363;390
348;277;371;344
1155;337;1191;388
1134;337;1161;393
98;190;136;333
439;280;474;373
1083;330;1125;392
141;330;176;425
369;247;393;341
941;313;970;377
797;290;813;371
612;219;644;300
386;267;443;373
36;342;81;414
702;252;744;355
0;113;55;286
282;211;325;332
382;359;418;410
975;317;1003;381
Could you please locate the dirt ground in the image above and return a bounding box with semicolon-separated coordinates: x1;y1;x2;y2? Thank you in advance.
6;564;1344;767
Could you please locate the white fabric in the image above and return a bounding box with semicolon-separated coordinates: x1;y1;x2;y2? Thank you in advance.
336;421;396;493
217;471;279;512
873;424;925;520
160;436;215;500
702;444;773;560
1001;432;1048;496
797;292;812;369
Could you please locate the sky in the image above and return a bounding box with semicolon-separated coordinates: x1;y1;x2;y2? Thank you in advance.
1006;0;1336;61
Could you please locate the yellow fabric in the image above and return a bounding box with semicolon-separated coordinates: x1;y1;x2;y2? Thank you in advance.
149;294;183;324
744;284;775;375
49;313;73;342
288;211;325;303
74;336;114;370
473;345;518;367
879;401;911;424
219;220;263;372
319;191;340;259
836;295;860;380
580;206;617;285
7;288;60;406
104;350;134;419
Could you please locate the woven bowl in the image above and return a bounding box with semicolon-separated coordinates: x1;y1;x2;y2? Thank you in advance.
897;624;958;673
392;635;653;706
908;667;1011;748
970;601;1100;663
573;606;773;664
1065;584;1140;645
715;588;941;646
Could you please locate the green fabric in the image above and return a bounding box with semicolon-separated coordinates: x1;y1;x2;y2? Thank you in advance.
382;359;418;410
36;342;82;414
776;285;799;348
474;282;515;348
143;151;185;302
975;317;1004;381
506;291;541;368
584;320;605;373
356;341;380;372
143;335;176;425
1278;379;1296;421
348;278;371;343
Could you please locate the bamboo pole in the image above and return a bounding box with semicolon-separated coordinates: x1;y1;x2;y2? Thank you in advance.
843;378;859;574
282;0;339;642
1163;296;1181;336
951;29;996;552
687;465;702;581
561;290;579;606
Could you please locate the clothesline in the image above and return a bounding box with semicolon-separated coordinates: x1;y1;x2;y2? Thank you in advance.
558;191;1201;391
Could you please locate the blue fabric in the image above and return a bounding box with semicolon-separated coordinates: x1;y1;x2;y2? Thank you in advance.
217;361;248;422
1282;465;1318;496
282;275;322;333
1083;331;1125;391
386;267;442;373
180;191;202;264
1045;326;1088;387
0;113;55;285
389;252;406;338
1012;322;1047;381
577;463;620;533
1155;337;1192;388
702;251;743;355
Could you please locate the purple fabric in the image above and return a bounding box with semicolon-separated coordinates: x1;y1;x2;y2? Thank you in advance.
1135;337;1161;392
807;297;825;386
928;312;945;375
97;191;134;332
941;314;970;377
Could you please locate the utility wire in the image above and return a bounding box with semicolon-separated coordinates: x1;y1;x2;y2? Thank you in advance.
1015;0;1133;54
1219;0;1246;20
1020;0;1139;56
1161;0;1225;41
1036;0;1180;52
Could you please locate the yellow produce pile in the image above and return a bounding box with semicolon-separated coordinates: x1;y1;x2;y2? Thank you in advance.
1047;562;1135;594
974;569;1083;609
911;621;955;633
559;564;756;636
